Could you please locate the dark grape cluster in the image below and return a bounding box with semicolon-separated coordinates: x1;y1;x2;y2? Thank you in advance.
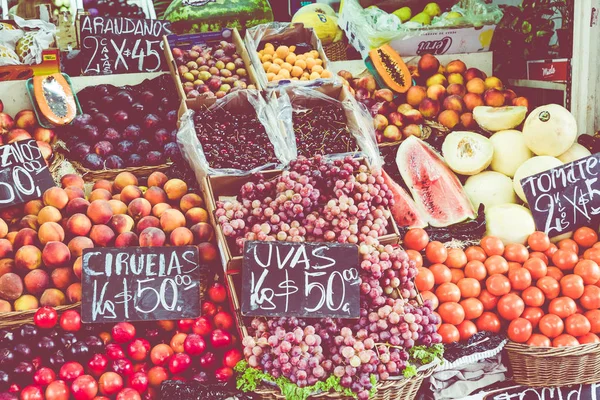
83;0;145;18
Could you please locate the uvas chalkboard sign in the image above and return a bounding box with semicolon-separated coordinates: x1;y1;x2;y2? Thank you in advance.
484;382;600;400
80;16;171;75
81;246;201;323
241;241;360;318
0;139;55;209
520;153;600;238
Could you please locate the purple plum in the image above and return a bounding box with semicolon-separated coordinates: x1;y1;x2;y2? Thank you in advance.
105;155;125;169
83;153;104;170
93;141;113;157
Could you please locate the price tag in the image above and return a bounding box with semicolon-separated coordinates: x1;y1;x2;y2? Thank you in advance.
241;241;360;318
81;246;201;323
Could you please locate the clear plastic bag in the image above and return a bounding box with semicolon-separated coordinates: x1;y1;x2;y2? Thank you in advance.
176;89;296;178
0;15;57;66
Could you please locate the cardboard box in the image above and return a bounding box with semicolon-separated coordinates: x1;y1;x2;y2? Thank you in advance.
0;49;60;82
527;58;570;82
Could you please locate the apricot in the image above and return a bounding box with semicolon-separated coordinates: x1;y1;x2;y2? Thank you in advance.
139;227;166;247
403;109;424;125
403;124;423;139
446;60;467;75
485;76;503;90
93;179;113;193
446;83;466;97
144;187;168;206
13;228;38;249
418;98;441;119
191;222;214;243
128;198;152;220
442;95;466;113
484;88;506;107
198;242;218;263
447;73;464;85
466;78;485;95
115;232;139;248
0;300;11;312
5;232;16;245
170;227;194;246
152;203;172;218
66;283;82;303
406;86;427;107
427;84;446;101
38;206;63;224
66;213;92;236
68;236;94;258
186;208;209;225
513;97;530;110
120;185;142;204
438;110;460;129
460;113;477;129
18;215;39;230
73;256;82;280
426;73;447;87
40;288;66;307
464;67;486;81
160;209;186;233
0;258;14;275
43;187;69;209
108;199;128;215
463;93;484;111
148;172;168;188
0;272;23;300
90;224;116;247
24;269;50;295
114;172;138;192
66;198;90;216
14;294;39;311
503;89;517;104
38;222;65;245
164;179;188;201
64;186;85;201
137;216;160;234
24;200;44;216
61;174;85;189
15;245;42;271
397;104;413;114
110;214;135;234
87;200;113;225
14;109;36;130
51;267;74;290
7;129;32;143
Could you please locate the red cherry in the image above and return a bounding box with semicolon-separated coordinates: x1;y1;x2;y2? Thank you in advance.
111;358;133;376
183;334;206;356
149;344;173;366
111;322;136;343
59;310;81;332
116;388;141;400
201;301;217;317
33;307;58;329
207;282;227;303
33;367;56;386
71;374;98;400
199;351;216;369
59;362;84;382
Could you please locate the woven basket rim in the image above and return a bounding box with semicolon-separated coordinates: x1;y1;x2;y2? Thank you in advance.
505;340;600;356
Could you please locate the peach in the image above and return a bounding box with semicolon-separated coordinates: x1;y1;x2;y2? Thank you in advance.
66;198;90;216
24;269;50;295
136;216;160;234
402;124;423;139
190;222;214;243
0;205;21;221
418;54;440;78
179;194;203;213
115;232;139;248
185;207;209;225
114;172;138;192
460;112;477;129
108;199;128;215
160;209;186;233
139;227;166;247
6;232;16;244
426;74;447;87
40;288;66;307
198;242;218;263
51;267;74;290
164;179;188;201
89;188;113;202
484;76;503;90
33;127;56;144
15;245;42;271
38;222;65;245
66;213;92;236
109;214;135;234
43;187;69;209
120;185;143;204
466;78;485;95
38;141;52;160
403;109;424;125
0;258;14;275
68;236;94;258
418;98;441;119
374;89;394;103
463;93;484;111
13;228;38;249
374;114;388;131
14;109;36;130
128;198;152;220
0;300;11;312
152;203;172;218
357;76;377;92
14;294;38;311
66;283;82;303
464;67;486;81
148;172;168;188
170;227;194;246
382;125;402;142
427;84;446;101
38;205;62;224
503;89;517;104
113;194;121;201
73;256;82;280
445;60;467;75
144;187;168;206
64;186;85;201
513;97;530;110
397;104;413;114
447;73;464;85
93;179;113;193
484;88;506;107
18;215;38;230
61;174;85;189
438;110;460;129
0;273;23;300
88;200;113;224
387;112;404;128
90;224;116;247
406;86;427;107
446;83;466;97
6;128;32;143
24;199;44;216
442;95;466;113
42;241;71;269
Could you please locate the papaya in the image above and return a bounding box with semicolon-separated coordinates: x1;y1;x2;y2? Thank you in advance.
369;45;412;94
33;73;76;126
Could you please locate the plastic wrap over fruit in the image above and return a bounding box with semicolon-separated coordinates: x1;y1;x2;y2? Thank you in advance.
0;16;56;66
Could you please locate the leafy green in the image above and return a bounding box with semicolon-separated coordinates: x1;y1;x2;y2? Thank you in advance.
409;344;445;365
403;363;417;378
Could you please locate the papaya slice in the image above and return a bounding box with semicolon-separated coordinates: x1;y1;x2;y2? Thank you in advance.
33;73;76;126
369;44;412;94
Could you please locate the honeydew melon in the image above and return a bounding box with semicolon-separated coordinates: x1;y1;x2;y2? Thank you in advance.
473;106;528;132
512;156;563;203
442;131;494;176
523;104;577;156
464;171;517;209
489;130;532;177
486;204;536;245
558;142;591;163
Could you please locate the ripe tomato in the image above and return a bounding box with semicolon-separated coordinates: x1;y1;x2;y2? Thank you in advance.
528;231;551;252
580;285;600;310
522;307;544;328
508;262;522;272
460;298;484;320
537;276;560;300
429;263;452;285
34;306;58;329
420;291;439;310
552;334;579;347
415;267;435;292
484;255;509;275
560;274;585;299
457;278;481;298
558;238;579;254
585;309;600;333
435;282;461;303
497;293;525;320
522;287;545;307
451;269;465;284
486;274;511;297
438;323;460;344
465;246;487;262
546;266;564;282
479;289;499;311
425;241;447;264
403;228;429;251
548;297;577;318
578;332;600;344
574;260;600;285
60;310;81;332
552;249;579;271
504;243;529;263
529;252;549;265
527;333;551;347
584;248;600;264
476;312;501;333
457;320;478;341
573;226;598;248
508;268;532;291
507;318;532;343
523;257;548;280
438;302;465;325
406;250;423;268
446;248;468;269
464;260;487;281
565;313;591;337
544;243;558;258
481;236;504;256
539;314;564;338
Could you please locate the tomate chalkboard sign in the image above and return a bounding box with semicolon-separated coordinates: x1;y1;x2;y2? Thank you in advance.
241;241;360;318
520;153;600;238
0;139;55;209
79;16;171;75
81;246;201;323
484;382;600;400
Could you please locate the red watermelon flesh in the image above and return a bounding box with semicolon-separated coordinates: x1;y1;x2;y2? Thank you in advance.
381;169;428;228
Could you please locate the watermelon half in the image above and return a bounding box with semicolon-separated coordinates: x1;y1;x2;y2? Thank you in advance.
381;169;427;228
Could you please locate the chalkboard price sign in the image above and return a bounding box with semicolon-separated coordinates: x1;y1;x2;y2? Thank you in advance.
81;246;201;323
80;16;171;75
521;153;600;238
241;241;360;318
0;139;55;209
485;382;600;400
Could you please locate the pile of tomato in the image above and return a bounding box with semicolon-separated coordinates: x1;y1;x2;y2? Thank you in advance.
407;227;600;347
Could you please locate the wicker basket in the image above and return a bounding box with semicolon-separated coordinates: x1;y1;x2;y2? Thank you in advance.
378;120;449;148
69;159;172;182
0;303;80;330
323;41;348;62
505;341;600;386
